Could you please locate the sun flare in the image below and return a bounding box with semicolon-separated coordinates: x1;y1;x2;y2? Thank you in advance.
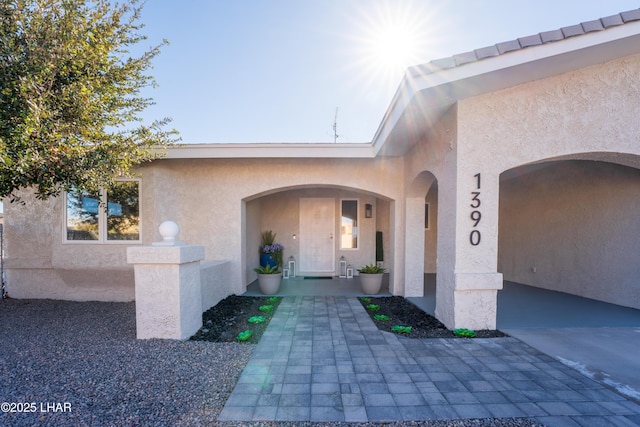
349;1;437;90
366;19;423;76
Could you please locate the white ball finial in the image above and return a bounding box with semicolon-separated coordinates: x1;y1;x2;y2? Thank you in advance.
158;221;179;242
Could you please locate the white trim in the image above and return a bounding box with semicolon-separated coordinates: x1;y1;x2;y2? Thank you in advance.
163;142;375;159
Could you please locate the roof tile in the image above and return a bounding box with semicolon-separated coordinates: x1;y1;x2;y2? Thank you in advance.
540;29;565;43
561;24;585;38
601;14;624;28
496;39;521;54
581;19;604;33
429;56;457;70
621;9;640;22
453;51;478;66
474;45;500;60
405;8;640;77
518;34;543;48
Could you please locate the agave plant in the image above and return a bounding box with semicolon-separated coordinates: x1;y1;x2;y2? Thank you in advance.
391;325;412;334
236;330;254;341
357;263;385;274
454;328;476;338
248;316;265;324
254;264;280;275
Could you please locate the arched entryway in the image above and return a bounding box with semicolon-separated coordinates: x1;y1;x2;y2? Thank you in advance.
404;171;438;298
498;157;640;325
242;185;395;294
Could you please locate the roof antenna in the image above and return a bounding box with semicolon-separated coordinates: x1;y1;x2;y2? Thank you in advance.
333;107;339;143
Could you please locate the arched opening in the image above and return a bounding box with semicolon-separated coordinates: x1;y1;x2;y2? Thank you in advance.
242;185;394;295
404;170;438;304
498;158;640;326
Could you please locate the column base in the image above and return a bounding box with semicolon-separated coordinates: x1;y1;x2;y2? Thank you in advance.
436;272;503;330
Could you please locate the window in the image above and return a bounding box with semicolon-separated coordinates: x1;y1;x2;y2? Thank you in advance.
340;200;358;249
425;203;430;230
65;180;140;243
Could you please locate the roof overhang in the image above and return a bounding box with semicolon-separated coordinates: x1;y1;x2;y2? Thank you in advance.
164;142;376;159
372;19;640;157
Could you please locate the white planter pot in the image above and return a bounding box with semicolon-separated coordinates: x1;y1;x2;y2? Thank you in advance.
257;273;281;295
359;273;383;295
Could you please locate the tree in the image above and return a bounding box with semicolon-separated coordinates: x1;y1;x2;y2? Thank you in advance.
0;0;178;201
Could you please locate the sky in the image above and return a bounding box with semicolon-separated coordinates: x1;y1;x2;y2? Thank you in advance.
137;1;640;144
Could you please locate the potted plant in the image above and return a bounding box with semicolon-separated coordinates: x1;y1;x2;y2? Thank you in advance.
254;264;282;295
358;263;385;295
259;230;284;269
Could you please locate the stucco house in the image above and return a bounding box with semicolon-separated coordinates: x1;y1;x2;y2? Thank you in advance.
4;9;640;331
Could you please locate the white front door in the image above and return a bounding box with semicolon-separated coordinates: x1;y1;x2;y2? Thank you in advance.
299;198;335;274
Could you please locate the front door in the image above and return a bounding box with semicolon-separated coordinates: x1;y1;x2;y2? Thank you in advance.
299;198;335;275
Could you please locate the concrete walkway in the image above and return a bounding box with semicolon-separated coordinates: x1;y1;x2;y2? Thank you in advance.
219;296;640;425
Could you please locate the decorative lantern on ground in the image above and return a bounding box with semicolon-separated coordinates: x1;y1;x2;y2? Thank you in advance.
346;264;354;279
288;256;296;278
339;256;347;278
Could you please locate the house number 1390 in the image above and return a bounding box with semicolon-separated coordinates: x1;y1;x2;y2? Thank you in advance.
470;173;481;246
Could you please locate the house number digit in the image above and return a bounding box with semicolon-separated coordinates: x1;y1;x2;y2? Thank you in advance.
470;173;481;246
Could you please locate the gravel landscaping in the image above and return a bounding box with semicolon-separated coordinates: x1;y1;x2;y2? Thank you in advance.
0;297;542;427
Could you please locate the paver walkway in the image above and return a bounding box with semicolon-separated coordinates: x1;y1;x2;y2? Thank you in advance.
219;296;640;425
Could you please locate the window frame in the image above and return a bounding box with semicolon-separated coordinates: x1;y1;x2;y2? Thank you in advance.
340;198;359;250
63;179;141;244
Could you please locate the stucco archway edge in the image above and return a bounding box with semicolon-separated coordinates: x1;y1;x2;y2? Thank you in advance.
404;171;438;297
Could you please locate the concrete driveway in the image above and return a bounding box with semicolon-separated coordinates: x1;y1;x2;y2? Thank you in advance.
497;282;640;403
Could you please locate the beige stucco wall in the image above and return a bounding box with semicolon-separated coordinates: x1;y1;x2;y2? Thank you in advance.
499;160;640;309
455;53;640;313
5;190;135;301
458;53;640;173
148;157;405;296
5;156;405;303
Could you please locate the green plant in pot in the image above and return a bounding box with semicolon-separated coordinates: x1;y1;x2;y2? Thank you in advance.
358;263;385;295
254;264;281;295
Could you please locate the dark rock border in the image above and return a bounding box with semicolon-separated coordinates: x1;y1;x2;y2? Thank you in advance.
190;295;281;344
359;296;507;338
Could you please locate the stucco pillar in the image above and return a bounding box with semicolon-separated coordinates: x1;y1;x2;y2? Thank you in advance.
127;221;205;340
435;169;503;330
404;197;425;297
